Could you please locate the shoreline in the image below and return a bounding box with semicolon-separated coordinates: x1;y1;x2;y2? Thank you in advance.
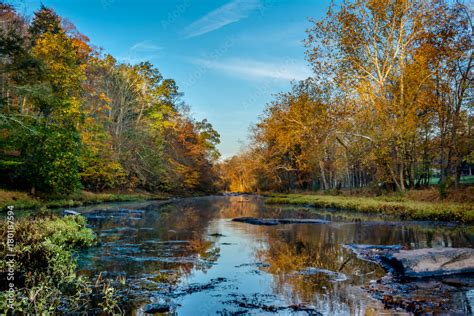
0;189;171;210
265;193;474;224
3;189;473;224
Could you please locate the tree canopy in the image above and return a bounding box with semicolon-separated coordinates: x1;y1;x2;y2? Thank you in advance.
0;4;220;195
221;0;473;193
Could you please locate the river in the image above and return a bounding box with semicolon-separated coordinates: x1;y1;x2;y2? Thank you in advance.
72;195;474;315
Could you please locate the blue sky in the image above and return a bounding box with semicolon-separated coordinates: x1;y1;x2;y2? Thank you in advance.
13;0;330;158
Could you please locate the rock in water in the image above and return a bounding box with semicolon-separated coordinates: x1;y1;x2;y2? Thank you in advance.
278;218;330;224
232;217;329;226
232;217;279;226
143;303;170;314
63;209;80;216
383;247;474;277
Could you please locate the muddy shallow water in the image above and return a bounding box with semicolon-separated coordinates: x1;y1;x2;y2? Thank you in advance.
73;195;474;315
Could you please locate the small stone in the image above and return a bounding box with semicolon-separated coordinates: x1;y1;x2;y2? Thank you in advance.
63;209;80;216
144;303;170;314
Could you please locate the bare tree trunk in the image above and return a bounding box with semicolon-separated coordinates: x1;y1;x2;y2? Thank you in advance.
319;160;328;190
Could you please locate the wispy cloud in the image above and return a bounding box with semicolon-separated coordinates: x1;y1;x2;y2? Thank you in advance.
119;40;162;64
184;0;261;38
189;57;312;81
130;40;162;53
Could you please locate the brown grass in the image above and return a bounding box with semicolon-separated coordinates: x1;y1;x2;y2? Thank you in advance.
0;189;169;210
266;193;474;223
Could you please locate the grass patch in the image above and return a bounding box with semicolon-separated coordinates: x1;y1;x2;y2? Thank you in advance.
0;214;95;313
0;189;170;210
0;190;42;209
265;193;474;224
0;212;130;313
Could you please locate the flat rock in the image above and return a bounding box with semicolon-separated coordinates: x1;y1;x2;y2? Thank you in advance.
383;247;474;278
143;303;170;314
63;209;80;216
232;217;279;226
345;245;474;278
278;218;330;224
232;217;329;226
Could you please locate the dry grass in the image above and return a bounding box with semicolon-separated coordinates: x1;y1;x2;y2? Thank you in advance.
310;186;474;203
0;189;169;210
0;189;41;209
405;186;474;203
266;193;474;224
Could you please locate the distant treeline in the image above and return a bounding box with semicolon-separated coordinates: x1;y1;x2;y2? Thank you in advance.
0;4;221;195
221;0;473;193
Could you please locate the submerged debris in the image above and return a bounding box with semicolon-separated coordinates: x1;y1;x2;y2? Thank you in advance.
343;244;402;270
208;233;226;237
143;303;171;314
224;293;321;315
170;277;228;297
345;244;474;314
234;262;270;268
345;245;474;278
298;267;348;282
366;272;474;314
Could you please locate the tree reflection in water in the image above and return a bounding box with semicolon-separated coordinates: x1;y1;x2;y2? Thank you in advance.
75;196;474;314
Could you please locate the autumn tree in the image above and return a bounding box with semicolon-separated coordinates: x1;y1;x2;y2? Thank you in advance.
304;0;472;191
0;4;221;195
222;0;472;194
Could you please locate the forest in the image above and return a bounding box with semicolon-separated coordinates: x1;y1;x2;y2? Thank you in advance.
0;4;221;198
1;2;472;199
0;1;473;314
221;0;473;194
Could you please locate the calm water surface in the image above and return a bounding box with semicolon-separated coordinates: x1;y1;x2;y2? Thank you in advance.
74;195;474;315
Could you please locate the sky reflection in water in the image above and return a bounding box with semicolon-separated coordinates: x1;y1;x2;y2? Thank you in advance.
75;196;474;315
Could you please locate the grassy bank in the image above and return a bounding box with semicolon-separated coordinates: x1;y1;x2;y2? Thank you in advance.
0;189;170;210
266;193;474;224
0;214;93;313
0;213;127;313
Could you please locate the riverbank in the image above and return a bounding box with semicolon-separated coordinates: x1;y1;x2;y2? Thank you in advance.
0;189;170;210
0;213;99;313
265;193;474;224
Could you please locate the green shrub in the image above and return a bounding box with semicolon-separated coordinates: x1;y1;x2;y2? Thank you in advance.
19;123;82;196
0;213;95;313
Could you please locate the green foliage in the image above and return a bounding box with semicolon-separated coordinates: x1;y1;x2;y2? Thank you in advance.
0;214;95;313
97;281;122;314
29;5;62;38
0;188;169;210
438;180;448;200
79;122;126;191
20;123;81;195
0;4;221;198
